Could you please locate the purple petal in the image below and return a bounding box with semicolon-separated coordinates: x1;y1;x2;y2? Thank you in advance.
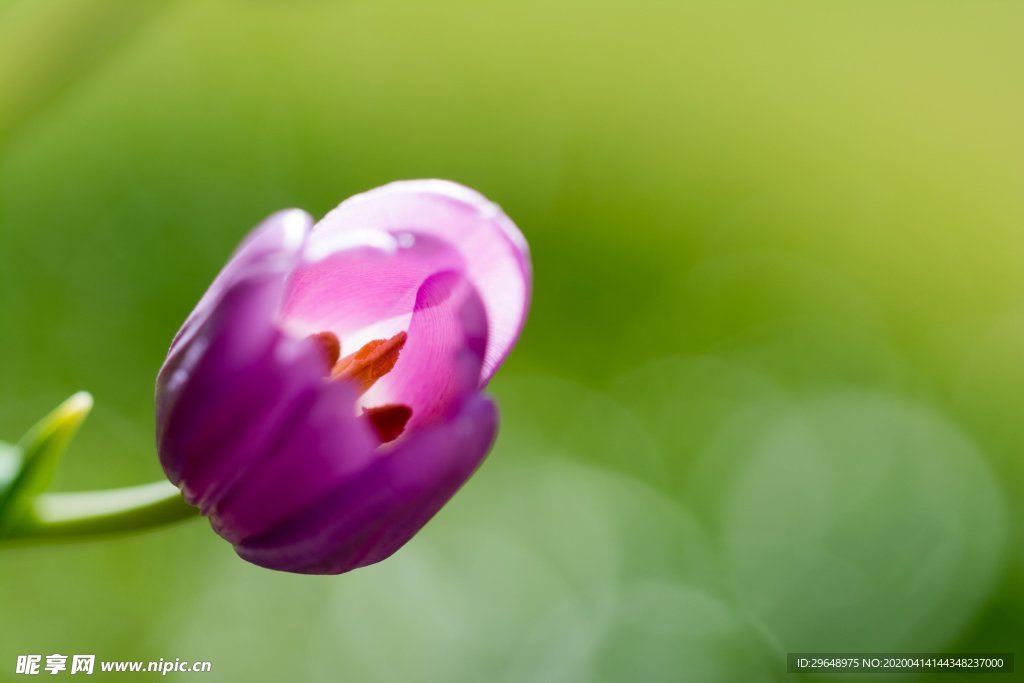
156;212;379;520
163;209;312;368
207;377;377;544
156;211;313;488
360;270;488;429
234;395;498;574
316;180;531;383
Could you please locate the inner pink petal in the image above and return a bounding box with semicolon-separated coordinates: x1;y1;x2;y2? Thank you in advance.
280;229;463;344
317;181;530;384
360;270;487;430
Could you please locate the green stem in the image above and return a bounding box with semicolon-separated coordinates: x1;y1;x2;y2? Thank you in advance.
2;480;198;543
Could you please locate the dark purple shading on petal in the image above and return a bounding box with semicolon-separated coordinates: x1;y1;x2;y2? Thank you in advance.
207;376;377;544
156;212;312;489
156;210;378;519
234;395;498;574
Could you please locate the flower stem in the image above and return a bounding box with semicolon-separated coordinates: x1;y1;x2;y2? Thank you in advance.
1;480;198;543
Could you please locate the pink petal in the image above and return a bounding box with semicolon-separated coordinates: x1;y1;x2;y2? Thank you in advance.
316;180;531;383
281;229;463;349
360;270;488;429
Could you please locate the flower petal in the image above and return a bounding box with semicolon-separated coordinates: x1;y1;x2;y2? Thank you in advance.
156;213;312;489
156;187;524;577
164;209;312;366
360;270;487;429
156;211;378;521
234;395;498;574
316;180;531;383
281;229;464;350
207;377;377;544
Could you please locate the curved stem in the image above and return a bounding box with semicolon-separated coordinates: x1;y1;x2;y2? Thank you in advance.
2;481;198;543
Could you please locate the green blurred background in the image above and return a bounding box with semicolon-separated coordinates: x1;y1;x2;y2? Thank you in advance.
1;0;1022;680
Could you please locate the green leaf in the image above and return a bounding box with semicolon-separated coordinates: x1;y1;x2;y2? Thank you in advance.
0;441;19;498
0;392;93;533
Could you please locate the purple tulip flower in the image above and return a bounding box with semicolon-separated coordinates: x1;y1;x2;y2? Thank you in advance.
155;180;531;574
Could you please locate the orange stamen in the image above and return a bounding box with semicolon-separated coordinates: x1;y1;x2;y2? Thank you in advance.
331;331;408;394
363;404;413;443
307;331;341;371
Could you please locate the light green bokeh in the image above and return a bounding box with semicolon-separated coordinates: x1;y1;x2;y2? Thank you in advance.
1;0;1022;681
